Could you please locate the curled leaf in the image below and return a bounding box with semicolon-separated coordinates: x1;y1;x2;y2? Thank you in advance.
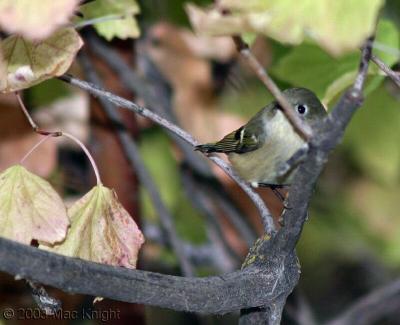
0;165;69;245
1;27;83;93
42;185;144;268
0;0;80;40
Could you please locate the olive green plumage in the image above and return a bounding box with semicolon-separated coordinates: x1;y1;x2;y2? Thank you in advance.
195;88;327;186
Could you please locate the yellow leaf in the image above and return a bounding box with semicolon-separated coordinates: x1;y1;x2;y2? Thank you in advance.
78;0;140;40
0;0;80;40
0;165;69;245
187;0;384;56
0;27;83;93
41;185;144;268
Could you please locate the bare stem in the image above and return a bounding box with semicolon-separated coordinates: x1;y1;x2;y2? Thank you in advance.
231;36;313;141
20;134;54;164
15;92;62;136
15;91;101;185
16;92;39;130
74;14;125;29
371;54;400;88
62;132;102;186
59;74;276;235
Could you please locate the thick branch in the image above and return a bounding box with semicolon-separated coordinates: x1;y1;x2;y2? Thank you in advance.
0;236;298;314
58;74;275;234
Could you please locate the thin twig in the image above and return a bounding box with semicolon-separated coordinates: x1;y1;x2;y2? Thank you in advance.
87;35;258;244
15;93;62;137
143;222;229;270
180;167;240;270
79;53;195;277
86;34;211;175
58;74;276;235
214;1;312;140
326;278;400;325
231;36;313;141
371;54;400;88
16;92;38;129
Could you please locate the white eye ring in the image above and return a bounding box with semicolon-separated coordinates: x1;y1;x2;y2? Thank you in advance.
296;104;308;115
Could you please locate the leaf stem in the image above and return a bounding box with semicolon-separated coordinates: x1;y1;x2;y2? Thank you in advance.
15;92;102;185
74;14;125;30
20;134;54;164
62;132;102;186
16;92;39;130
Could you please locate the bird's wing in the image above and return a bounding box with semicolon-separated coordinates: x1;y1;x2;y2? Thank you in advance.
196;115;265;154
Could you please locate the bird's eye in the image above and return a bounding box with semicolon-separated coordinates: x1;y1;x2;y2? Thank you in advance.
296;104;308;115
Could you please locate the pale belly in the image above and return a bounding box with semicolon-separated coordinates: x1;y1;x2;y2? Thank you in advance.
228;112;305;185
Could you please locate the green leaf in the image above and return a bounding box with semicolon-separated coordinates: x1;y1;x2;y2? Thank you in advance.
0;27;83;93
77;0;140;40
0;165;69;245
41;185;144;268
0;0;80;40
271;43;358;102
186;0;384;56
344;86;400;185
139;130;206;243
271;19;399;105
346;180;400;265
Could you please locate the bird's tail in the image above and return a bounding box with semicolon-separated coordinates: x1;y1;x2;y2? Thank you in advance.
195;143;220;153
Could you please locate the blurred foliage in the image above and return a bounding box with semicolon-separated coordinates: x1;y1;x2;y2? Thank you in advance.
271;19;400;105
186;0;383;56
139;0;212;26
77;0;140;40
138;128;207;244
297;83;400;301
25;79;72;108
344;85;400;186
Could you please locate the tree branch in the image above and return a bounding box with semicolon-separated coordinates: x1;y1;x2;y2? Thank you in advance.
231;36;313;141
371;54;400;88
79;52;195;277
58;74;276;234
213;1;312;141
0;236;299;314
326;278;400;325
86;34;259;243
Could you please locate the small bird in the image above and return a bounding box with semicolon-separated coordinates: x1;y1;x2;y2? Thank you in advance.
195;88;327;188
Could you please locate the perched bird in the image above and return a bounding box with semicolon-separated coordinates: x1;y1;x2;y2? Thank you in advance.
195;88;327;187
